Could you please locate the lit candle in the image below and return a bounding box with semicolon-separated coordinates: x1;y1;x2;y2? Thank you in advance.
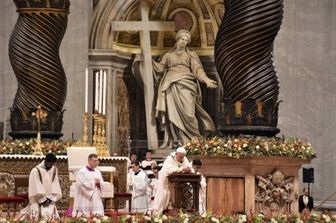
95;72;99;112
103;71;107;115
85;68;88;113
99;69;103;114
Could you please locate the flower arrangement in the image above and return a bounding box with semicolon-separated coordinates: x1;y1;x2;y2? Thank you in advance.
184;136;316;160
0;139;70;155
1;211;336;223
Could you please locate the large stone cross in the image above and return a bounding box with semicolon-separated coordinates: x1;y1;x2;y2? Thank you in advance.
111;0;175;150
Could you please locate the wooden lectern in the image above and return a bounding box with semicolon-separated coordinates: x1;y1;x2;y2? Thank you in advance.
168;173;201;212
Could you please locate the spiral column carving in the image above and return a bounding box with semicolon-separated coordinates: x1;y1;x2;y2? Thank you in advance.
214;0;283;136
8;0;70;139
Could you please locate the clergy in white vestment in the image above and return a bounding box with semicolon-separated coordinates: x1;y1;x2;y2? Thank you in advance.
19;153;62;220
191;159;207;214
72;154;104;217
141;152;157;169
129;160;149;213
147;165;159;209
152;147;194;214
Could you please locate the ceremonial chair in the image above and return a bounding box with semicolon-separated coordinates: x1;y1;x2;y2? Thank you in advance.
0;173;29;217
66;147;116;203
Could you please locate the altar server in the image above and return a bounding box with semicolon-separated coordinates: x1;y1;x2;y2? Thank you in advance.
191;159;207;214
19;153;62;220
129;160;149;213
72;153;104;217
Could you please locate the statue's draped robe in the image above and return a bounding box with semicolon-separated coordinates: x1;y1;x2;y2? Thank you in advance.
153;49;216;147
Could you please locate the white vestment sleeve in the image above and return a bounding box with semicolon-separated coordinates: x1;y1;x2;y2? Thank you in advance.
76;169;96;198
29;168;47;203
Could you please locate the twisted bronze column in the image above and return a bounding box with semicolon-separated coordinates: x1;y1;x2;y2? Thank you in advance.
8;0;70;139
215;0;283;136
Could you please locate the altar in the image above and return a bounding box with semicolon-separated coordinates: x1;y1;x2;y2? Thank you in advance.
192;156;310;215
0;154;129;209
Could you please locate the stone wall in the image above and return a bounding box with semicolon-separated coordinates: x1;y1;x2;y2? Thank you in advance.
274;0;336;207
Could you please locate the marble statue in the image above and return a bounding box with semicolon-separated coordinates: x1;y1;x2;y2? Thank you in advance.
134;29;217;148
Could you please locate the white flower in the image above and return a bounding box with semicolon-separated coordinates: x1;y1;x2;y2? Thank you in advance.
270;219;278;223
257;213;264;218
228;152;232;157
92;217;98;222
238;214;247;222
211;216;219;223
243;143;248;148
154;217;162;223
256;145;260;149
224;144;228;147
126;214;132;218
162;215;168;220
102;216;109;221
144;216;152;221
201;212;207;218
322;214;331;222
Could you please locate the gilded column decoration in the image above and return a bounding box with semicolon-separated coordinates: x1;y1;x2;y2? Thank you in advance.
8;0;70;139
215;0;283;136
117;76;130;156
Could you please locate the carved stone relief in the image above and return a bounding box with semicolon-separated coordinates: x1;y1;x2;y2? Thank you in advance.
255;169;295;214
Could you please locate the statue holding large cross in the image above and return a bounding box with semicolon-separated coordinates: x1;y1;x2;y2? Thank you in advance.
111;0;175;150
112;0;217;149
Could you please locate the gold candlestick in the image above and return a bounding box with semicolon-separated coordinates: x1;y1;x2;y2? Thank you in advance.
98;116;110;157
73;112;91;147
82;112;90;146
32;105;48;155
92;113;100;148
